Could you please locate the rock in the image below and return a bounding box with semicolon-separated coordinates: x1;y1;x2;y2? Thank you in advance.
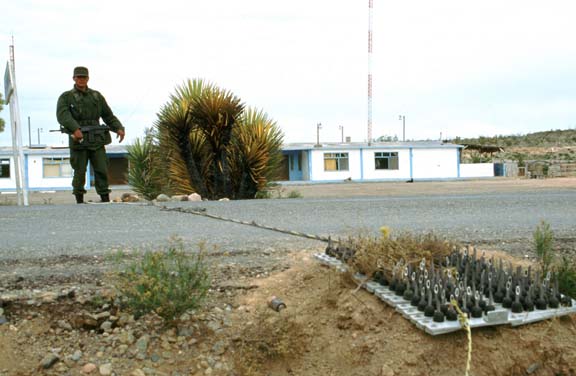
99;363;113;375
177;326;194;337
150;353;161;363
72;312;99;329
380;364;395;376
117;313;134;327
81;363;97;374
119;330;136;345
527;363;541;374
206;320;222;332
71;350;83;362
57;320;73;331
136;334;150;353
188;193;202;202
121;193;141;202
94;311;111;321
100;321;113;332
0;316;7;325
218;198;230;202
156;194;170;202
171;195;189;201
40;353;60;369
131;369;146;376
212;340;227;355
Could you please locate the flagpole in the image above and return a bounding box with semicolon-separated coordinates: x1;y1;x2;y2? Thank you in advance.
7;38;29;206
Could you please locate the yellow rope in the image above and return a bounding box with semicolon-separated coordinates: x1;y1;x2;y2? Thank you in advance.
451;299;472;376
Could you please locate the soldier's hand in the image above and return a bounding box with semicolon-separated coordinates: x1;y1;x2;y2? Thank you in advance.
117;129;125;143
72;128;83;142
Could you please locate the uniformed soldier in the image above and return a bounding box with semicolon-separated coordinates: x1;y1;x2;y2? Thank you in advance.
56;66;126;204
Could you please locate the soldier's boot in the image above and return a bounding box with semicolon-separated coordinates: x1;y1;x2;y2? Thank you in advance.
100;194;110;203
75;194;84;204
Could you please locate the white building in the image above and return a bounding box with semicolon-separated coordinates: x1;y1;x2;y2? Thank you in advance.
0;142;494;192
281;141;494;182
0;145;128;192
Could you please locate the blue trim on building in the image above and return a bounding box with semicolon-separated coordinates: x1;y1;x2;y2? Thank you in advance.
307;149;312;181
457;149;461;178
360;148;364;180
409;147;413;180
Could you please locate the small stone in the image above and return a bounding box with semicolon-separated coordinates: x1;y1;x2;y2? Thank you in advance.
218;198;230;202
119;330;136;345
40;354;60;369
527;363;541;374
57;320;73;331
82;363;97;374
136;334;150;352
100;321;113;332
380;364;395;376
212;341;227;355
171;195;189;201
150;353;161;363
99;363;113;375
206;321;221;332
94;311;111;321
131;369;146;376
0;316;7;325
188;193;202;201
156;194;170;202
71;350;83;362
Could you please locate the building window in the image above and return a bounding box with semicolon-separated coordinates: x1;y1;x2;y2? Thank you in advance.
324;152;349;171
0;159;10;178
375;152;399;170
43;157;73;178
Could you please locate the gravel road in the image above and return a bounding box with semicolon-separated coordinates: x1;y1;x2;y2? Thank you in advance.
1;188;575;261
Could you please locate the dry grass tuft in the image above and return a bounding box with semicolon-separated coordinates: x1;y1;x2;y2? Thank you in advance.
342;231;458;279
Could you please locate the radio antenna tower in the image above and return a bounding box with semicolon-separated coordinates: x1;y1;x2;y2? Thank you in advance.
367;0;374;145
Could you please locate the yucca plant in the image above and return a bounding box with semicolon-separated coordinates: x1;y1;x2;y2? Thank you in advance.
187;85;244;199
131;78;284;200
230;108;284;198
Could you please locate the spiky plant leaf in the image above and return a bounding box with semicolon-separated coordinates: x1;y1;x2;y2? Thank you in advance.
127;137;163;200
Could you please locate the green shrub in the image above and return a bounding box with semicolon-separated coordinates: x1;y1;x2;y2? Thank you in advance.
286;190;303;199
533;220;554;276
114;242;210;323
557;256;576;298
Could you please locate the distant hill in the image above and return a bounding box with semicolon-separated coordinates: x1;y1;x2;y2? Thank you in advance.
449;128;576;148
451;129;576;164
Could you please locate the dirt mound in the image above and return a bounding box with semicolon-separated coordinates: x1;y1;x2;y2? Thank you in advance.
1;250;575;376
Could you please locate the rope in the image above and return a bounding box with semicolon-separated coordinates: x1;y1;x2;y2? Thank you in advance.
158;205;332;243
451;299;472;376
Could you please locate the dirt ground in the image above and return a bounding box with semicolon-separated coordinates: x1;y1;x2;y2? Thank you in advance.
1;249;575;376
1;178;576;375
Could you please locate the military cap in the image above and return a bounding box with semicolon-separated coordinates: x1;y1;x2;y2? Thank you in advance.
73;66;89;77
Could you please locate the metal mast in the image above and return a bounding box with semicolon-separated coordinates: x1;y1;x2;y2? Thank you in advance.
367;0;373;145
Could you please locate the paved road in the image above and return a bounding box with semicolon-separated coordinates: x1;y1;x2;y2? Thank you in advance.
1;189;575;261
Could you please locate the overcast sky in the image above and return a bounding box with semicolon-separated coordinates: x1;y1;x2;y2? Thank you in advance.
2;0;576;147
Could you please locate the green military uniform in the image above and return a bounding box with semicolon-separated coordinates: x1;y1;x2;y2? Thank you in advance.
56;67;124;199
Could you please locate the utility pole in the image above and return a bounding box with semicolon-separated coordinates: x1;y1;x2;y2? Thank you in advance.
399;115;405;142
37;128;43;144
367;0;374;146
316;123;322;147
339;125;344;143
28;116;31;146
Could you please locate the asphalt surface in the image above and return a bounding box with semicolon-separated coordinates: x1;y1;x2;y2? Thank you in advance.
1;189;575;261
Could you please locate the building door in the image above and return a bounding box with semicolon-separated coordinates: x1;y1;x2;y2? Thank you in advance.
289;151;303;181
